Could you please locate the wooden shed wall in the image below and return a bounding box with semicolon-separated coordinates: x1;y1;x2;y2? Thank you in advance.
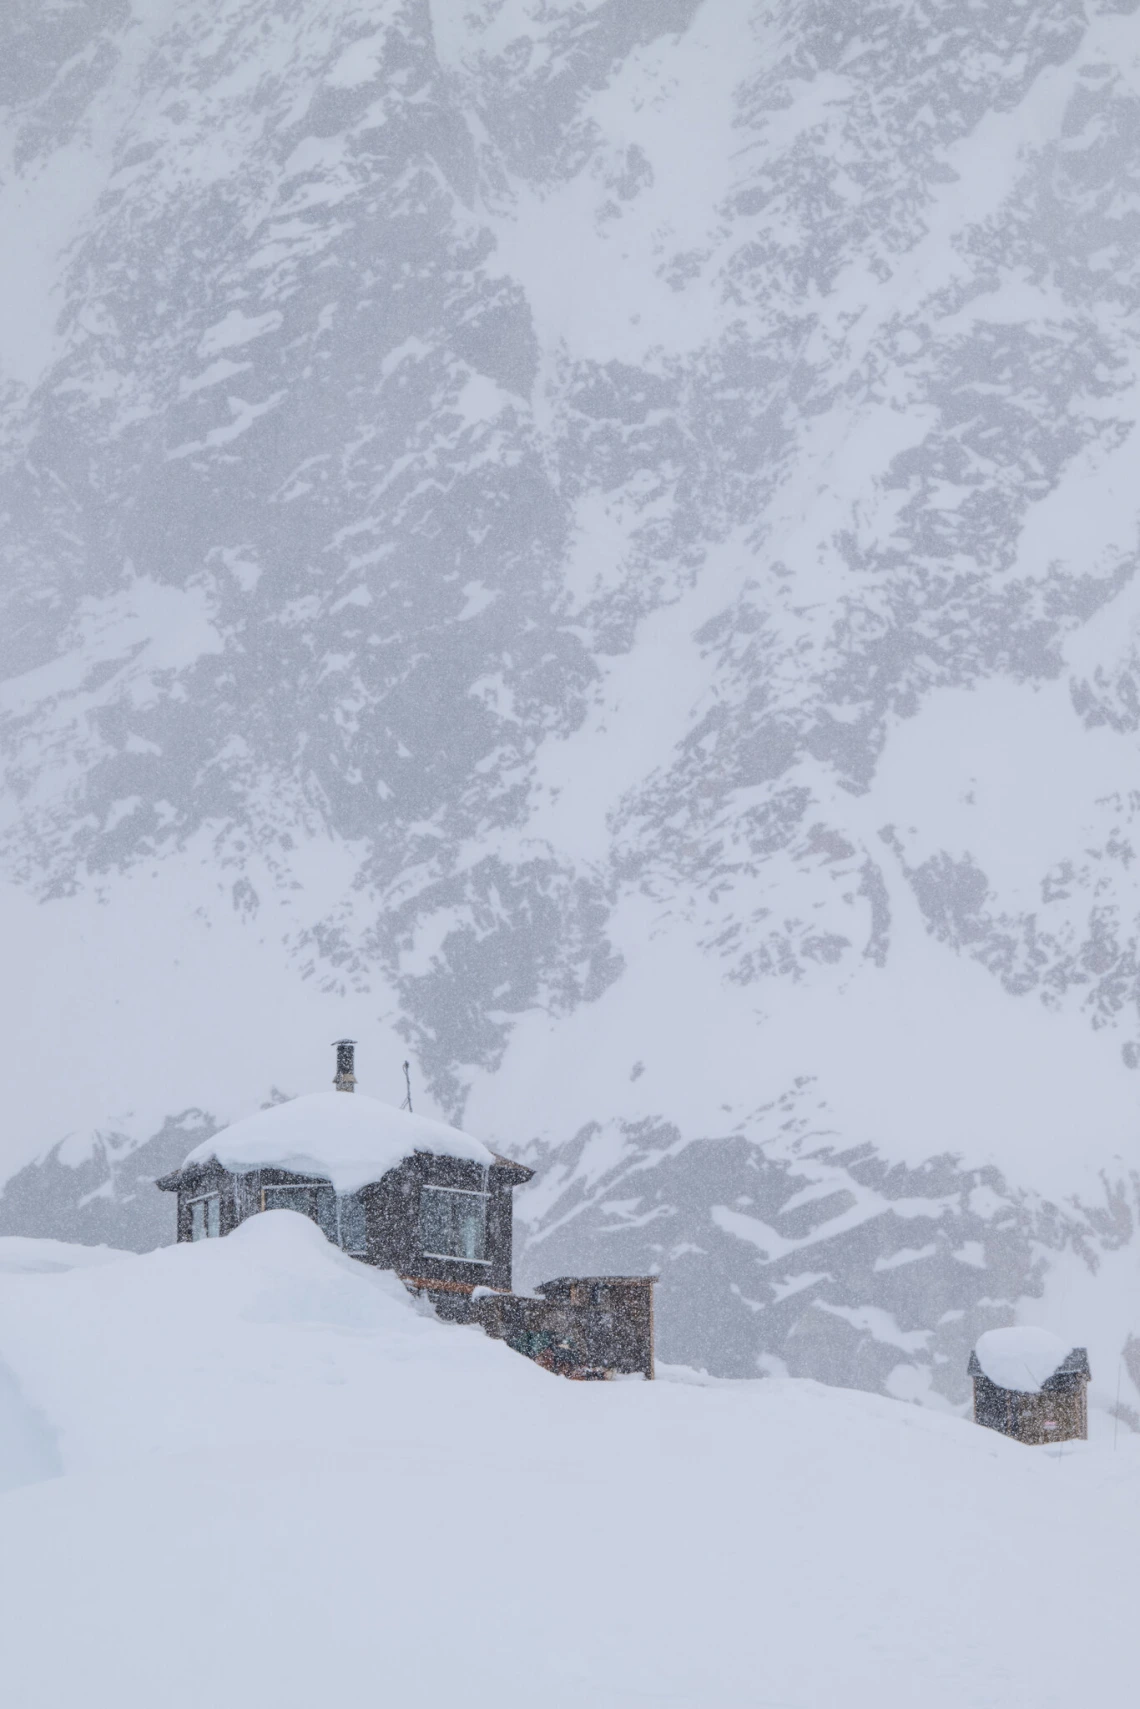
972;1373;1088;1444
470;1277;656;1379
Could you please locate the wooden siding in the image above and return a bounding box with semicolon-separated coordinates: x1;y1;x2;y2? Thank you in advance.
363;1152;519;1293
971;1371;1089;1444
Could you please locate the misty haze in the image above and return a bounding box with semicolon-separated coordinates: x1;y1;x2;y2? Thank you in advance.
2;3;1139;1706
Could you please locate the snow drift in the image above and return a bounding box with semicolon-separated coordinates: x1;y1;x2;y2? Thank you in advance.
974;1326;1074;1394
0;1221;1138;1708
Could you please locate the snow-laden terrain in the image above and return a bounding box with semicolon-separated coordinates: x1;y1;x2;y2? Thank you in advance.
0;1216;1136;1709
4;1;1140;1402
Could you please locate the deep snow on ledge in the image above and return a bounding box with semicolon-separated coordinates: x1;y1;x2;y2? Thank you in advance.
0;1221;1136;1709
180;1090;494;1191
974;1326;1073;1393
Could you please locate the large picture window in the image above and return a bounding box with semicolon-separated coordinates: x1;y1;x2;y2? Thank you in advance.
419;1185;489;1264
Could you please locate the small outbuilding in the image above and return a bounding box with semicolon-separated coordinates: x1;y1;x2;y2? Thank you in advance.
968;1328;1090;1445
468;1274;656;1380
157;1043;656;1380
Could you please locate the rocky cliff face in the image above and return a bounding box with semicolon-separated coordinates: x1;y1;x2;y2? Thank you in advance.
4;0;1140;1413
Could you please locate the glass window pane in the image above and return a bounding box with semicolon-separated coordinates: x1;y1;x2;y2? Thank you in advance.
262;1184;345;1247
264;1186;315;1220
419;1188;451;1255
339;1193;367;1253
419;1188;487;1261
314;1186;338;1244
190;1200;206;1241
206;1196;220;1239
456;1196;487;1261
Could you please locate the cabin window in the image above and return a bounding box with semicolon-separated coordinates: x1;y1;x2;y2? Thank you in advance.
262;1183;338;1243
189;1194;220;1241
419;1185;490;1264
337;1192;367;1255
262;1183;366;1255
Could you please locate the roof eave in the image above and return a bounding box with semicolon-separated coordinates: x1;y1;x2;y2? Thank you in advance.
491;1153;534;1183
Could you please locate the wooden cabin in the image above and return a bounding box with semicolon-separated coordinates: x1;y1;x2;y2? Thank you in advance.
156;1052;529;1293
158;1144;530;1294
968;1328;1090;1445
157;1043;657;1379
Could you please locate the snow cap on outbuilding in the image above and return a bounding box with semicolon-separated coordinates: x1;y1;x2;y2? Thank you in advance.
179;1092;499;1195
968;1327;1089;1394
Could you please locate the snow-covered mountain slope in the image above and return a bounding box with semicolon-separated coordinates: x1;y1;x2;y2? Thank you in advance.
4;2;1140;1400
0;1218;1136;1709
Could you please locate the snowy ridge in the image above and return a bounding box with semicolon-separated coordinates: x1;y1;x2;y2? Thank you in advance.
3;2;1140;1404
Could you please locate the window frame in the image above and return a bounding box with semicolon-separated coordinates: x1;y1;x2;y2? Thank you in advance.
261;1181;337;1243
260;1181;367;1255
187;1192;220;1240
418;1183;492;1266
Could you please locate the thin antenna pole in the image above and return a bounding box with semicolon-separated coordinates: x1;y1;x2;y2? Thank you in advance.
401;1060;413;1113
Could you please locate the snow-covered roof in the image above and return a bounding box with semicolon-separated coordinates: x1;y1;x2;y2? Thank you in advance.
970;1327;1075;1394
180;1092;495;1195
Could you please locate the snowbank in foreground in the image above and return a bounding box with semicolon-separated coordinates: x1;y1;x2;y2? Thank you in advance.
0;1219;1136;1709
0;1235;131;1274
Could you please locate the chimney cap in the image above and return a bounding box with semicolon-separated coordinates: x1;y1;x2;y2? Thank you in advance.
332;1037;357;1045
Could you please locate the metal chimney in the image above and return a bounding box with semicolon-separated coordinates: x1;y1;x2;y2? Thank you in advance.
333;1039;357;1093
